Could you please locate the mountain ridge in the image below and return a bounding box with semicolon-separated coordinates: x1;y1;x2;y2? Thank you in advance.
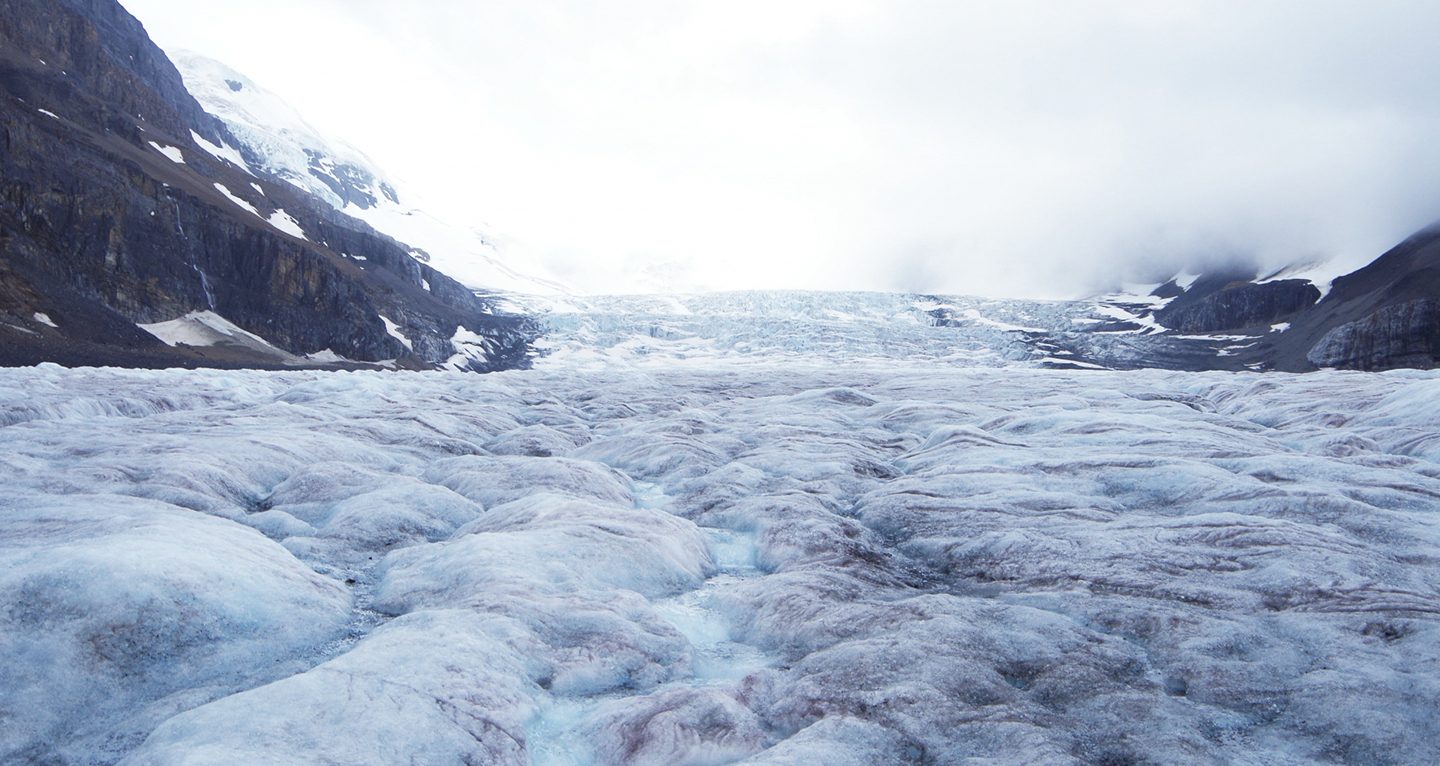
1096;232;1440;370
0;0;535;371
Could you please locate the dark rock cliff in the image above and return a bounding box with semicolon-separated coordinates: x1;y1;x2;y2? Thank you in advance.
1305;299;1440;369
0;0;535;371
1154;277;1319;334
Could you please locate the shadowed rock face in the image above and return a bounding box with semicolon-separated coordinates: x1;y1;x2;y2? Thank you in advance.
1155;279;1319;334
0;0;217;144
1307;299;1440;370
0;0;535;371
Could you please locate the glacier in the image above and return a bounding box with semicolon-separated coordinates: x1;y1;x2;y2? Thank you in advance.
2;297;1439;765
512;290;1284;372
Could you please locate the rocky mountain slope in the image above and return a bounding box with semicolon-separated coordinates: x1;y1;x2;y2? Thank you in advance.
1280;227;1440;370
1061;233;1440;372
0;0;535;371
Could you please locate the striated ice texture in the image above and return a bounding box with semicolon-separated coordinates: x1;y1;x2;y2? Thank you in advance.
2;354;1439;764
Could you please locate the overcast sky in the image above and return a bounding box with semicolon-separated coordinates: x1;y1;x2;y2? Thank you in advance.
122;0;1440;298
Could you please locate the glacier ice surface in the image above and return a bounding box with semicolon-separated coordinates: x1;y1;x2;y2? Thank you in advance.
1;353;1439;764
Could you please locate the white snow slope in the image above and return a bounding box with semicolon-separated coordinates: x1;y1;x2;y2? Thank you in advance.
171;52;567;296
3;344;1439;764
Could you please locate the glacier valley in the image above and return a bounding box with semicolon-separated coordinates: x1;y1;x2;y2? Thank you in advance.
2;295;1439;765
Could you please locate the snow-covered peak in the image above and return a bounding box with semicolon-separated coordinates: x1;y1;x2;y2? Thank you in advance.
173;52;568;295
173;51;396;211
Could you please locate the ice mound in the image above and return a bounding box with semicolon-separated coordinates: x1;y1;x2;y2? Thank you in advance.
422;455;634;507
0;494;350;764
121;610;542;766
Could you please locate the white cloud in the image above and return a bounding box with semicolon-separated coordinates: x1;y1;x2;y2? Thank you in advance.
124;0;1440;297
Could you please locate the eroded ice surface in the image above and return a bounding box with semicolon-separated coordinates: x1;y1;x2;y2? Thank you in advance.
2;361;1439;764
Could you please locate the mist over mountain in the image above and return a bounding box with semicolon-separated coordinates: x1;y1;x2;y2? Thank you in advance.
120;0;1440;299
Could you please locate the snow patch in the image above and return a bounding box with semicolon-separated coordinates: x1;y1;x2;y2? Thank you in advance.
445;326;492;370
1093;304;1166;334
147;141;185;164
1173;334;1259;342
213;183;259;216
190;129;252;174
378;315;413;351
266;209;308;240
138;310;285;356
304;349;351;364
1258;260;1347;301
32;312;57;328
1039;356;1108;369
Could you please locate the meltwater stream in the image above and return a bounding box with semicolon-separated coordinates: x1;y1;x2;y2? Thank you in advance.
526;484;777;766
